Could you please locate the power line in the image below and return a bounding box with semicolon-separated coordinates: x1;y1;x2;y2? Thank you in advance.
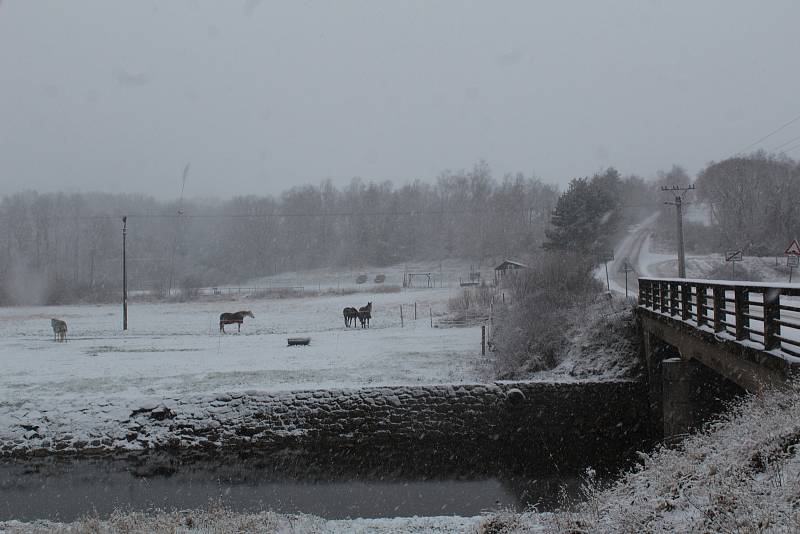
732;111;800;156
769;132;800;152
0;201;663;222
783;140;800;155
0;207;547;221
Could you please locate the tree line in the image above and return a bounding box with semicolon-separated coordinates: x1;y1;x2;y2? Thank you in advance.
5;152;790;305
648;153;800;256
0;163;560;304
694;152;800;255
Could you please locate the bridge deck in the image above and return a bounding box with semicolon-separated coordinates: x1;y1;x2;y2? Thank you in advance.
638;278;800;391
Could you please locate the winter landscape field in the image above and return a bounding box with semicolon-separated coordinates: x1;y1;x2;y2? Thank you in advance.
0;269;487;452
5;1;800;531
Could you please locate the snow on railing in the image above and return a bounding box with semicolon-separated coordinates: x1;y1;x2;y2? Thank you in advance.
638;277;800;358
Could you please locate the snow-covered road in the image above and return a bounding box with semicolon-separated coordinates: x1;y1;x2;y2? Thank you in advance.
599;213;673;296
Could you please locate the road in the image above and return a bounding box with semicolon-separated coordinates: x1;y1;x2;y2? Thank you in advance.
599;213;673;298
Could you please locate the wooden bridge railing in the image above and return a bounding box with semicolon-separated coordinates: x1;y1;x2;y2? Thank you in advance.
639;277;800;358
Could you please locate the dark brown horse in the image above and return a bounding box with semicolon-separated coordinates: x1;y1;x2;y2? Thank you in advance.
343;307;359;327
219;310;254;333
51;318;67;342
358;302;372;328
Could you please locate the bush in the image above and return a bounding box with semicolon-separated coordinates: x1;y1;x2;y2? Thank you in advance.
490;252;602;378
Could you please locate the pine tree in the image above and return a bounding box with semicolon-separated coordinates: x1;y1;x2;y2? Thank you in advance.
543;168;622;255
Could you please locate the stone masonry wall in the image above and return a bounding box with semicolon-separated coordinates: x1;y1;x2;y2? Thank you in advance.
2;381;650;470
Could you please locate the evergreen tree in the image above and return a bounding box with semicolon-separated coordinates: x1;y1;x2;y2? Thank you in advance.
543;168;622;255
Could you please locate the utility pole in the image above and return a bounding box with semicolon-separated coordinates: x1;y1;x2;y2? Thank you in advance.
167;163;190;297
122;216;128;331
662;185;695;278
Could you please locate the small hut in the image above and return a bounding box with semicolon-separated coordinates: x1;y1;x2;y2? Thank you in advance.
494;259;528;284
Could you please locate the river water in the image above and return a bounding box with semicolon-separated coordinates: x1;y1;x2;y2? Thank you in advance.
0;450;588;521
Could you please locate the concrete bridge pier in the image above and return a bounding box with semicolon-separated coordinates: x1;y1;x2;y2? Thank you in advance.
642;330;679;438
662;357;700;440
642;326;745;442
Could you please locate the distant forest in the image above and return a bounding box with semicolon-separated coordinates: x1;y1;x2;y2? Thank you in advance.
654;152;800;256
2;154;795;305
1;163;565;304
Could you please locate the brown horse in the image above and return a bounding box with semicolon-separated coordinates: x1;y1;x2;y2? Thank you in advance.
51;318;67;342
343;307;359;327
358;302;372;328
219;310;254;333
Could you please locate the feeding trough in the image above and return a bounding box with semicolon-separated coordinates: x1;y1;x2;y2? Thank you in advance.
287;337;311;346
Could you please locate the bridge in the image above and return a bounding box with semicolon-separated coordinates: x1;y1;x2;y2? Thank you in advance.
637;277;800;439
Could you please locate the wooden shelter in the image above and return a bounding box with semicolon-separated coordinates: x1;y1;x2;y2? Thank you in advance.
494;259;528;284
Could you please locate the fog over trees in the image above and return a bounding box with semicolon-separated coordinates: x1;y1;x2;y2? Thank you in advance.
3;152;797;306
0;163;561;305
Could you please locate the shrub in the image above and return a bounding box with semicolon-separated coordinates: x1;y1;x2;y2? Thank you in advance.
489;252;602;378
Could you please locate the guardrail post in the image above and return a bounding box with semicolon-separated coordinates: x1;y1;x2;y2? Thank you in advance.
712;286;725;333
763;289;781;351
653;281;659;308
681;282;691;320
734;287;749;341
695;284;706;326
659;282;668;313
669;282;679;316
649;280;657;309
639;279;647;307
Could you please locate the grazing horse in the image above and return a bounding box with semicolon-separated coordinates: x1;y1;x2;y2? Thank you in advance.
358;302;372;328
219;310;254;333
51;318;67;342
343;307;359;327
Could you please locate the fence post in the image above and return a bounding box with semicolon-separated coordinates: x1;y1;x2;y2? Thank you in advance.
763;289;781;351
481;325;486;356
712;286;726;333
681;282;691;320
696;284;706;326
414;302;417;320
400;305;404;328
669;282;679;316
659;282;668;313
430;306;433;328
734;287;749;341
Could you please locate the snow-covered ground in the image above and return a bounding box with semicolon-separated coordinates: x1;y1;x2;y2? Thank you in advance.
0;284;483;451
0;512;500;534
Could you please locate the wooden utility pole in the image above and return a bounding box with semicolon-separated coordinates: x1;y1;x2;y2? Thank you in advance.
122;216;128;331
662;185;695;278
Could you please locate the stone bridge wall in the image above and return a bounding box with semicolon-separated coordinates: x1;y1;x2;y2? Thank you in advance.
4;381;650;470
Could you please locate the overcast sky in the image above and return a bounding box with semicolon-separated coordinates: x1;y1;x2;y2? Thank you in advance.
1;1;799;199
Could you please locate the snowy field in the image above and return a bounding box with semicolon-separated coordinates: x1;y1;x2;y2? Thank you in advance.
0;284;483;445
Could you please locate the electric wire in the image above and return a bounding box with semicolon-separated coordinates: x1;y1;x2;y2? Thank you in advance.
731;111;800;156
769;133;800;152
